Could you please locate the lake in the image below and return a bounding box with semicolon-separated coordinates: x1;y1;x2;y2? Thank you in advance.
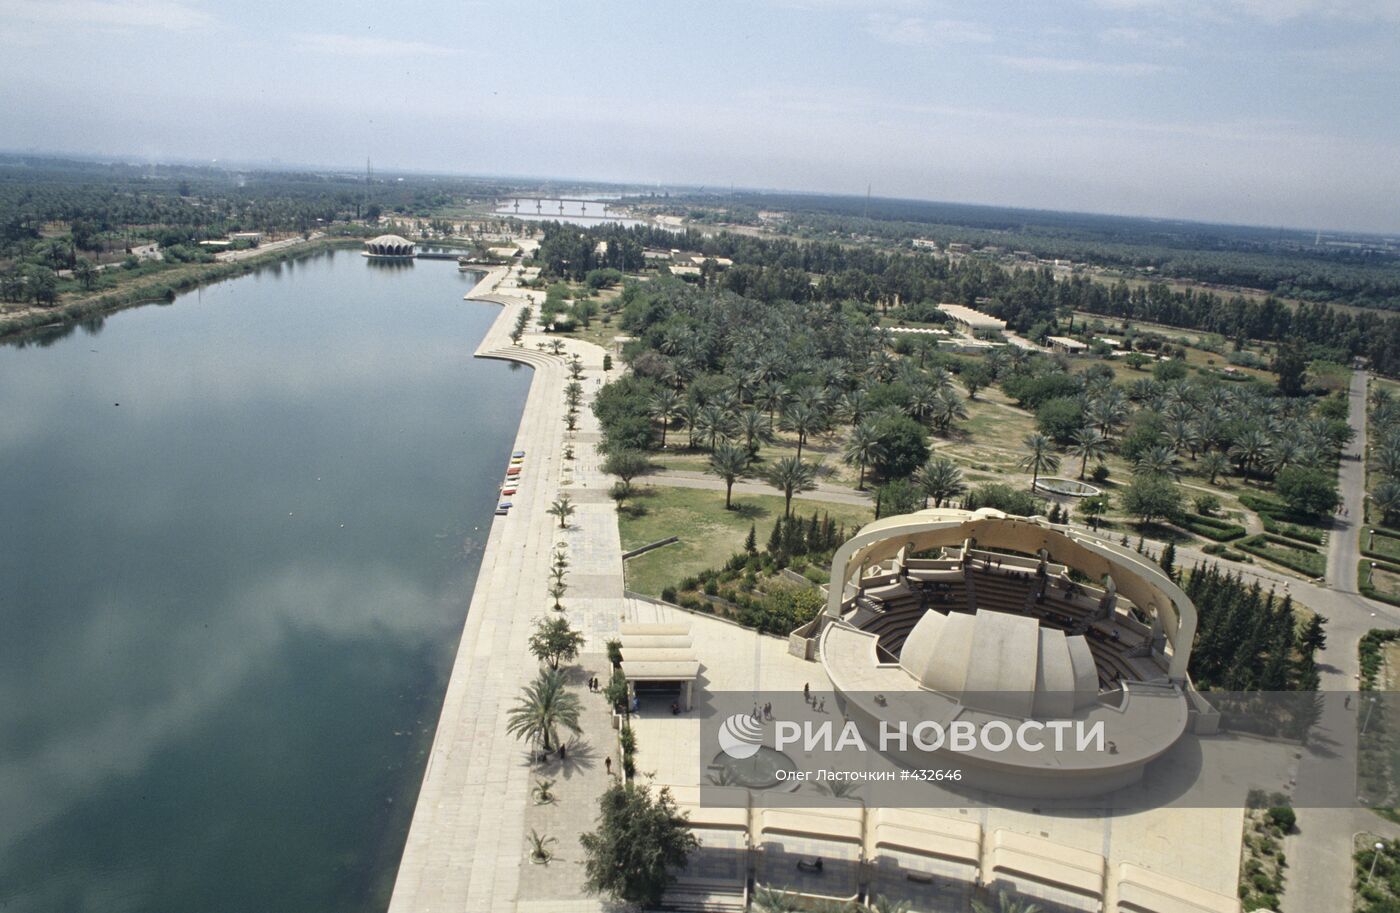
0;249;531;912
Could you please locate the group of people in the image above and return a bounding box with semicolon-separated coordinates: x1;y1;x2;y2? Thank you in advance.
586;675;603;692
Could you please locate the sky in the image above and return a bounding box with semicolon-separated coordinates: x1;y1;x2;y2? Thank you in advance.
2;0;1398;233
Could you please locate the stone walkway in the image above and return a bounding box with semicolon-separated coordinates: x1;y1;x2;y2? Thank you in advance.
387;268;623;912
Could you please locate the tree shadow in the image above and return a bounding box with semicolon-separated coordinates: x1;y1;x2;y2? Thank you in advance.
728;501;768;521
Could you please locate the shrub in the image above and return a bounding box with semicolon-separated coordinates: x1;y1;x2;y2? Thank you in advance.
1267;806;1296;833
660;587;677;604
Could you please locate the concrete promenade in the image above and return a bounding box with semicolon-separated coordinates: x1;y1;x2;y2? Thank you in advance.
387;267;623;912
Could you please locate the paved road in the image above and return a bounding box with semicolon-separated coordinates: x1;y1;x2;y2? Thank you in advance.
388;272;619;913
645;468;875;507
1326;369;1369;592
1277;370;1400;913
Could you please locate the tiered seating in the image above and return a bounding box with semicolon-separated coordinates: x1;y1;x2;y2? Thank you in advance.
967;568;1036;614
859;599;927;657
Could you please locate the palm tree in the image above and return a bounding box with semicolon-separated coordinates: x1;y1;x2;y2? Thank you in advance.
1265;437;1305;476
755;379;788;428
914;455;965;508
1085;392;1128;440
1017;432;1060;490
1134;444;1179;478
842;422;885;490
972;889;1041;913
707;442;750;509
764;456;818;517
779;401;824;460
696;403;736;451
1375;479;1400;525
507;667;582;754
736;408;773;456
548;495;575;529
678;400;702;449
836;387;871;427
931;388;969;434
1228;427;1270;479
649;389;682;449
1067;428;1108;480
527;829;556;863
751;887;800;913
1198;450;1231;485
905;381;942;424
1166;419;1200;458
1375;443;1400;481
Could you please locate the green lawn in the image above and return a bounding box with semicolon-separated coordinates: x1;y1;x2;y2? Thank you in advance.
1367;528;1400;562
620;485;873;596
1374;565;1400;601
1238;534;1326;578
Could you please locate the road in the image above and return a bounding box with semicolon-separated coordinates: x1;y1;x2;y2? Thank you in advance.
1326;369;1369;592
644;468;875;507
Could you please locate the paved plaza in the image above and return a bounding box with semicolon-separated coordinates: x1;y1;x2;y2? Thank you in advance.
388;267;624;913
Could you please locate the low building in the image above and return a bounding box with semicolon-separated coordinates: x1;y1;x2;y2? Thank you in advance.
1047;335;1090;355
937;303;1007;334
363;234;416;259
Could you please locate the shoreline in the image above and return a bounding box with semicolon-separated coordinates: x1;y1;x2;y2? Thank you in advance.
0;235;361;343
388;267;625;910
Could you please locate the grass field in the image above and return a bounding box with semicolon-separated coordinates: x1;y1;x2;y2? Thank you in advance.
619;485;873;596
1367;529;1400;562
1238;533;1325;577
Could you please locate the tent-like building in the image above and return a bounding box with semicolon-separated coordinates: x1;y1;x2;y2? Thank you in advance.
363;234;416;259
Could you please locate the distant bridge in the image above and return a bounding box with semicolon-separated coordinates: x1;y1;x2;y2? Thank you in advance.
497;196;622;216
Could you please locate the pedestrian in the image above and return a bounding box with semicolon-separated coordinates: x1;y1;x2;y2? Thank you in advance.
803;682;811;704
605;756;613;775
818;697;826;712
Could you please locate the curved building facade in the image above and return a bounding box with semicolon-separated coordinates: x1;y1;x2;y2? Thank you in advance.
363;234;416;259
816;507;1201;797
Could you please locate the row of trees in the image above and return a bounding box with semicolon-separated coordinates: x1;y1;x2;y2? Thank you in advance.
998;351;1346;520
1371;387;1400;526
1184;562;1326;691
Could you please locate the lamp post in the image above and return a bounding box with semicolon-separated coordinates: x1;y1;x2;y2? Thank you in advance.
1368;842;1387;885
1363;696;1380;737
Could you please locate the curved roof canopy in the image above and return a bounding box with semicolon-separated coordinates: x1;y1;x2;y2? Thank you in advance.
365;234;415;256
899;608;1099;718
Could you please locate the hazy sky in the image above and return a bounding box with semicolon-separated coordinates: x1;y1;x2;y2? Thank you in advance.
3;0;1398;232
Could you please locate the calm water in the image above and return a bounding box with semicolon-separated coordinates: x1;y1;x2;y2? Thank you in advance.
496;196;643;227
0;251;531;912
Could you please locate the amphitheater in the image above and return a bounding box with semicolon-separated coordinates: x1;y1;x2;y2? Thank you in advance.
814;507;1209;798
631;508;1244;913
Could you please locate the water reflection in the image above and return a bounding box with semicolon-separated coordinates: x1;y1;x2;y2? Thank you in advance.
496;196;643;227
0;251;530;912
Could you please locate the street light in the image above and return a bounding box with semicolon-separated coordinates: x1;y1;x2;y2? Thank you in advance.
1369;842;1387;885
1362;696;1380;737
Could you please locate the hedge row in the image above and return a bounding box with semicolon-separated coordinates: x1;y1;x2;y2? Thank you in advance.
1176;514;1247;542
1236;534;1325;578
1259;513;1326;545
1359;559;1400;609
1359;628;1400;690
